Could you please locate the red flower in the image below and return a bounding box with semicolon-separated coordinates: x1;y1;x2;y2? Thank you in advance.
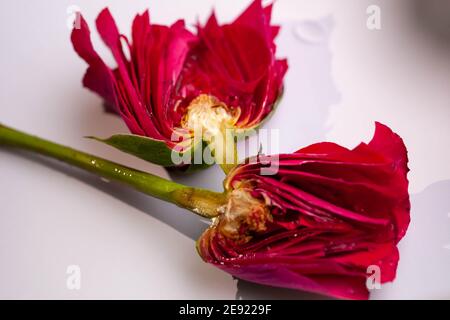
197;123;410;299
70;1;287;164
174;0;288;129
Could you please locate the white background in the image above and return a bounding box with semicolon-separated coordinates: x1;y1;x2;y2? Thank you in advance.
0;0;449;299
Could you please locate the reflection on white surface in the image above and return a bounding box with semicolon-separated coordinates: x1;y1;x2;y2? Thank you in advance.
293;20;330;44
372;180;450;300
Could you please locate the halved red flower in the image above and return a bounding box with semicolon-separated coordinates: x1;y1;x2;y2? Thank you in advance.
71;9;196;146
173;0;288;129
70;1;287;167
197;122;410;299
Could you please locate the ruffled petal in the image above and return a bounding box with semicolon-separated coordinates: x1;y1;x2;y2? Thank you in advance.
71;8;196;145
175;0;287;128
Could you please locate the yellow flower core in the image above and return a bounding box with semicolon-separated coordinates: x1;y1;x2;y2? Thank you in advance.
181;94;240;143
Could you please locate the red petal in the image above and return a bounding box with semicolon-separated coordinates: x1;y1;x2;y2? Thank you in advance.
71;8;196;146
175;0;287;128
71;14;116;109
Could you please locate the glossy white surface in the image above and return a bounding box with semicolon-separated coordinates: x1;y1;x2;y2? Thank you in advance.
0;0;449;299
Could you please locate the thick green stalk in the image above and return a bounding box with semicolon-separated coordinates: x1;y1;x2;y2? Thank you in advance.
0;123;226;218
211;129;239;175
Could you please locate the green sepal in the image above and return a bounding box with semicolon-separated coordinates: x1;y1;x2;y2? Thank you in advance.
88;134;213;171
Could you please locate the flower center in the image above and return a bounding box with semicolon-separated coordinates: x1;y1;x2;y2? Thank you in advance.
217;189;272;243
181;94;239;142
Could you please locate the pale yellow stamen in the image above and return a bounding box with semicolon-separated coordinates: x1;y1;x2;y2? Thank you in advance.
181;94;240;172
181;94;239;142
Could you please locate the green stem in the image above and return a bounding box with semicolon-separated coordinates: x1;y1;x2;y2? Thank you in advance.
219;137;238;175
0;123;226;218
211;129;238;175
